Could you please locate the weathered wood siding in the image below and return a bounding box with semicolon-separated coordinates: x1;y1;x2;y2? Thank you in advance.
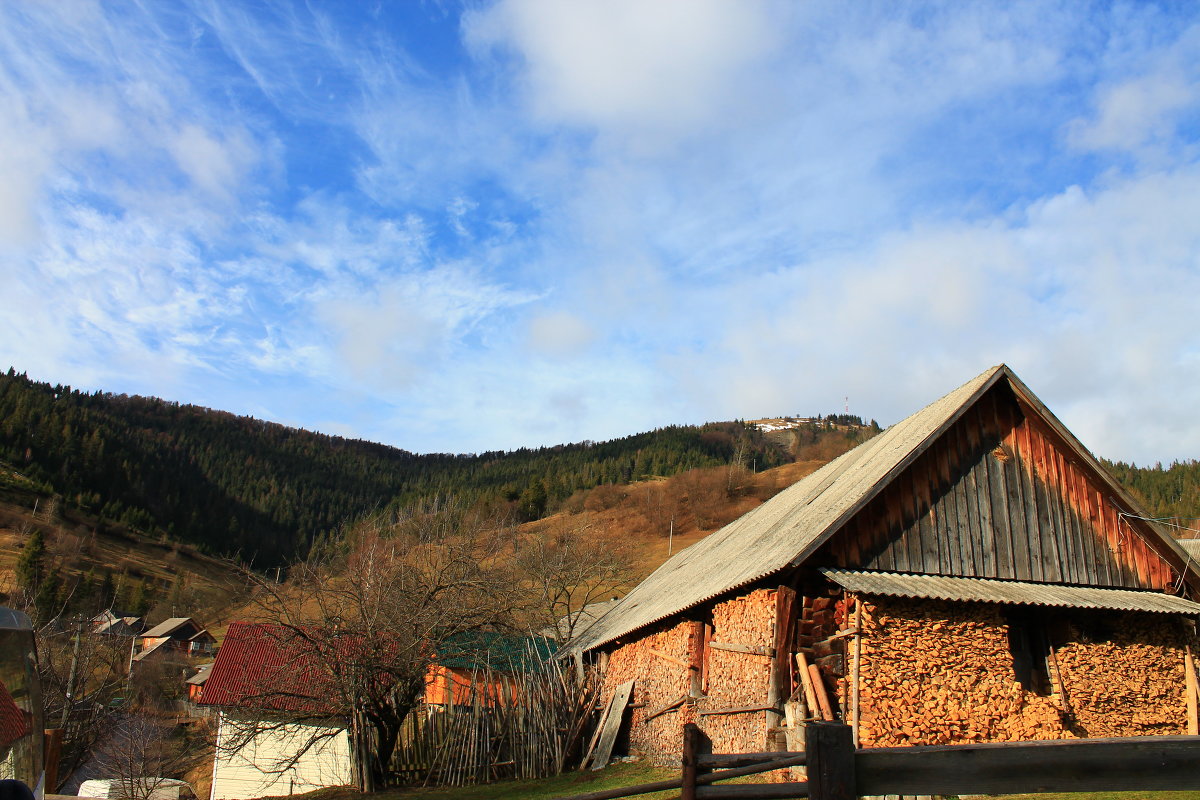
829;382;1176;590
210;711;352;800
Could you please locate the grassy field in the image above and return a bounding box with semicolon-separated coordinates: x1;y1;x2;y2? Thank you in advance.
274;773;1200;800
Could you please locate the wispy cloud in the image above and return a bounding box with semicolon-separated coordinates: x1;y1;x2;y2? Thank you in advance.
0;1;1198;463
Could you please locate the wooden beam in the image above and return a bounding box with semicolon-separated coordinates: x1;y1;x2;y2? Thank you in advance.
795;652;821;724
1187;645;1199;736
698;752;805;769
698;704;779;717
696;786;810;799
856;736;1200;795
643;694;689;724
709;641;775;657
650;648;695;669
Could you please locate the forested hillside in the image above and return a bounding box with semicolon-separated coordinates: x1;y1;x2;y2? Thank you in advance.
0;369;791;565
1104;459;1200;536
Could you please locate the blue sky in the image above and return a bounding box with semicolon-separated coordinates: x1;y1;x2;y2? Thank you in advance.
2;1;1199;464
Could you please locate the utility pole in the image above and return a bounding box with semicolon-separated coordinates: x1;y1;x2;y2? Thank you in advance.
668;517;675;557
61;617;83;728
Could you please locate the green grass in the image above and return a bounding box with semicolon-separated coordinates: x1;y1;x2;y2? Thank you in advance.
272;761;681;800
993;795;1200;800
279;773;1200;800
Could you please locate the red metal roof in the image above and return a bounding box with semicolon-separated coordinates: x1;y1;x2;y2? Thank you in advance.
0;675;30;749
198;622;343;714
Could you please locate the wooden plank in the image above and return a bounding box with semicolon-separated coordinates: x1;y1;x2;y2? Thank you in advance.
916;456;941;574
932;439;958;576
984;392;1016;580
710;642;775;657
696;786;810;799
557;753;806;800
590;679;635;771
650;648;695;669
580;689;613;770
1029;425;1064;582
699;704;782;717
856;735;1200;795
1043;435;1078;584
972;457;996;578
699;752;806;769
1072;460;1102;585
1012;414;1045;583
949;422;977;578
1187;646;1199;736
643;694;688;723
806;722;855;800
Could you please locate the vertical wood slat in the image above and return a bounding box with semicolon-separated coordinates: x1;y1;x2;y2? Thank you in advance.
1009;410;1042;582
951;421;979;579
902;469;924;572
1051;434;1080;585
1029;421;1063;583
997;396;1032;582
915;454;941;574
1066;454;1098;586
985;392;1017;580
935;434;961;575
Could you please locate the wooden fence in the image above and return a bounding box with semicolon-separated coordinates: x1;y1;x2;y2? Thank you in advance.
555;721;1200;800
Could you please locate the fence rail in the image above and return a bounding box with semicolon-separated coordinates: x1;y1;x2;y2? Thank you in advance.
555;721;1200;800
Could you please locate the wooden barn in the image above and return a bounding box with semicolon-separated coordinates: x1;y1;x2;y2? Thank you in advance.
570;365;1200;764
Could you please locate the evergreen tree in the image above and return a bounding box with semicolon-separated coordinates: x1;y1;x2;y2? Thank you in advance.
15;528;46;595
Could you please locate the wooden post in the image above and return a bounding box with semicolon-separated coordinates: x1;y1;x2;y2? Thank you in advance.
43;728;63;792
805;721;855;800
768;587;798;750
1186;646;1199;736
689;620;706;697
851;597;862;746
681;723;701;800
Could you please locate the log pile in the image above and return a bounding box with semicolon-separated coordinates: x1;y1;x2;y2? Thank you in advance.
701;588;777;754
857;597;1194;747
1055;613;1191;737
601;619;698;761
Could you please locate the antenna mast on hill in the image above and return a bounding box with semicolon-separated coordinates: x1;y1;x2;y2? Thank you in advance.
845;396;849;415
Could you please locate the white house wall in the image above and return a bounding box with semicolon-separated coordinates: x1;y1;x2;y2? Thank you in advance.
210;711;353;800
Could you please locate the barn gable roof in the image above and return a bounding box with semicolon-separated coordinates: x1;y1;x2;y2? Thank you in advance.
572;364;1198;653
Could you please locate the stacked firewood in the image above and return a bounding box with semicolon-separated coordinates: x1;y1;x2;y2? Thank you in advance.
858;598;1065;745
601;619;696;761
857;598;1193;747
1055;613;1189;737
703;589;777;754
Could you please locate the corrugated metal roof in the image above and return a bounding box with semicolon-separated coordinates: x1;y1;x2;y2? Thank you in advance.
199;622;341;713
1179;539;1200;562
821;569;1200;614
142;617;197;638
570;365;1007;653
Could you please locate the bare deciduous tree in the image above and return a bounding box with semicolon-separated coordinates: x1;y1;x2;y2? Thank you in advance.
92;714;201;800
227;498;520;791
514;520;635;644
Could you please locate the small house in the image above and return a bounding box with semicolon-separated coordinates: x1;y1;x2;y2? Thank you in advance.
199;623;354;800
91;611;146;637
571;365;1200;763
423;632;554;707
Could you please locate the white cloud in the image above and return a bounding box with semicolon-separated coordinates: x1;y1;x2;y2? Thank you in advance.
1068;73;1197;153
464;0;778;137
526;311;596;358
